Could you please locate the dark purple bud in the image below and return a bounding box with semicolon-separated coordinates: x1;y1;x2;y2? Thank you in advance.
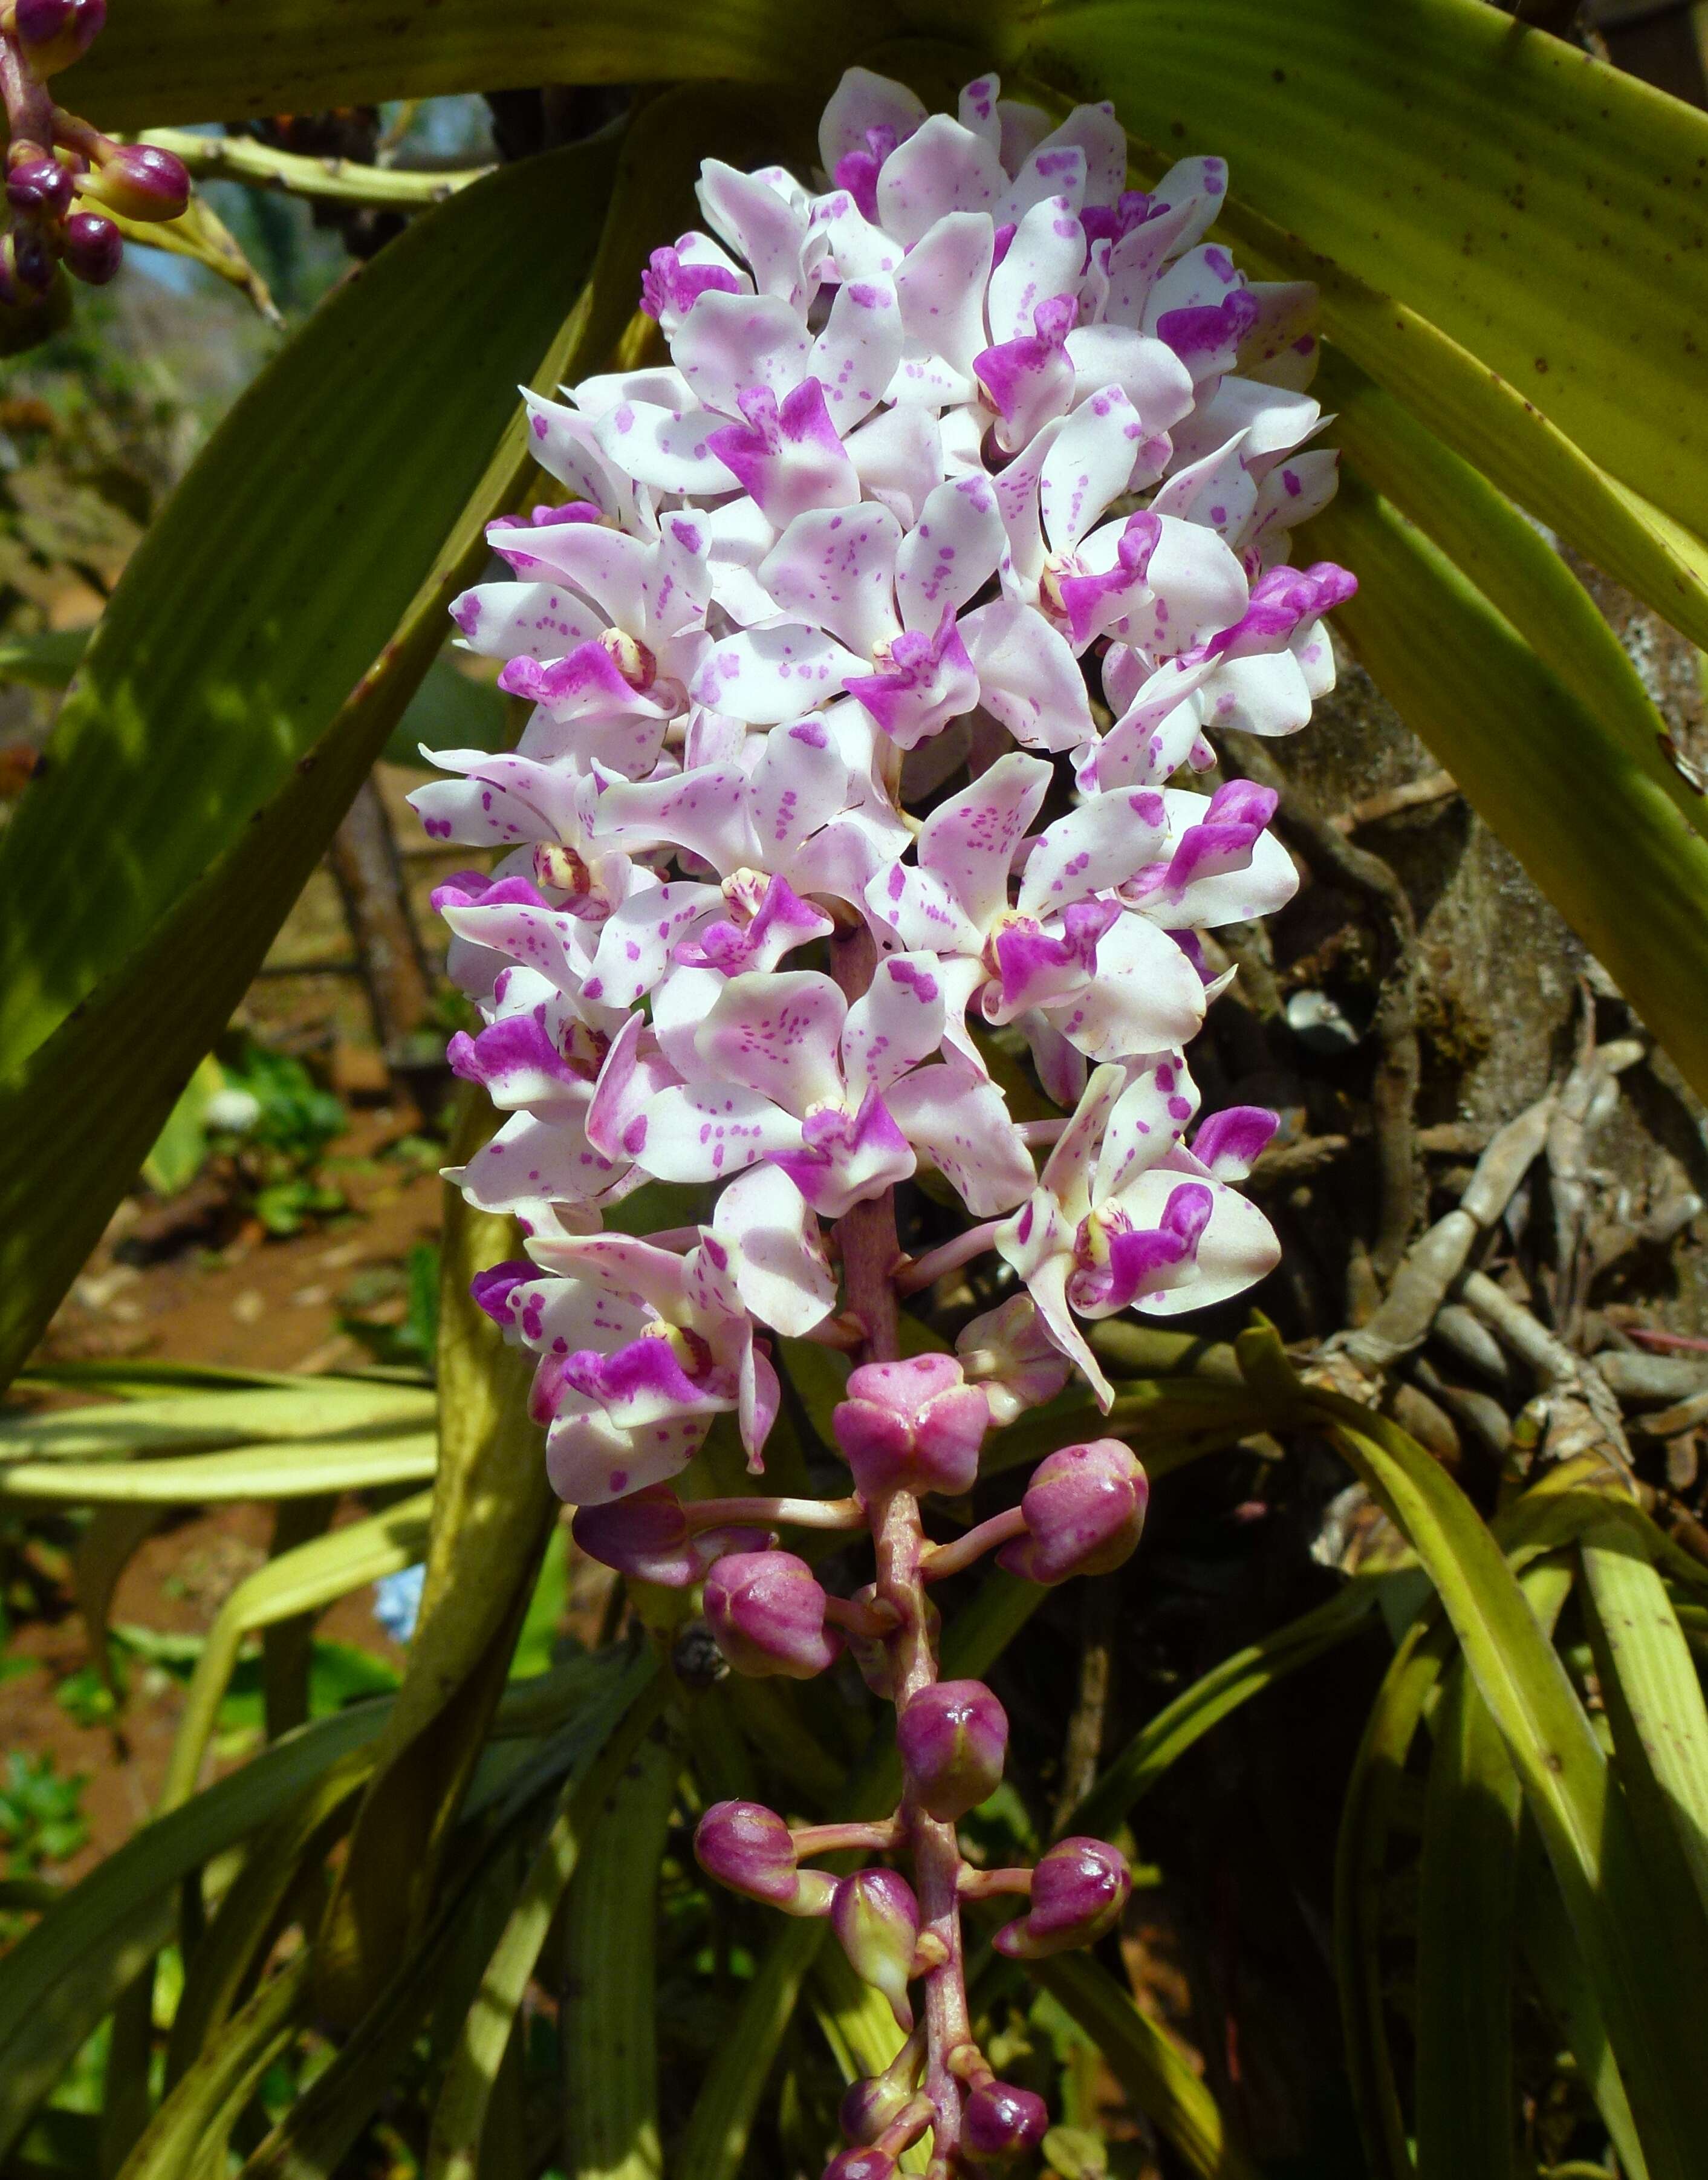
61;209;120;284
832;1353;990;1498
572;1484;767;1589
839;2071;916;2147
998;1440;1149;1586
830;1869;919;2031
4;229;54;296
88;142;190;222
963;2079;1049;2162
704;1550;842;1679
6;157;74;218
15;0;103;70
693;1799;834;1915
824;2150;896;2180
993;1836;1131;1960
897;1679;1007;1822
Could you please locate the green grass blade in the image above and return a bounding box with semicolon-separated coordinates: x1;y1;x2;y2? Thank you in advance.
1025;1954;1259;2180
1068;1578;1381;1841
1307;477;1708;1103
1016;0;1708;532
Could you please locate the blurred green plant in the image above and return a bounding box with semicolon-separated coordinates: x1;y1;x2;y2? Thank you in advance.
0;1751;89;1876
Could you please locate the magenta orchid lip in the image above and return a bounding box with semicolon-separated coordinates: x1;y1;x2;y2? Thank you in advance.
416;58;1350;2172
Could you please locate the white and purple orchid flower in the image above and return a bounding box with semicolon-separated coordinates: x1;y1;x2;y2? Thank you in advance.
414;63;1354;1506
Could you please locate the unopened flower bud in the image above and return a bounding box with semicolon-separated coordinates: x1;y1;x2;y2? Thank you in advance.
6;157;74;218
4;229;53;296
85;143;191;223
824;2150;896;2180
830;1869;919;2030
14;0;104;71
61;210;120;284
573;1484;768;1588
694;1799;834;1916
897;1679;1007;1821
956;1296;1073;1426
963;2079;1049;2162
833;1353;989;1498
704;1550;842;1679
998;1440;1149;1585
839;2070;915;2146
993;1836;1131;1960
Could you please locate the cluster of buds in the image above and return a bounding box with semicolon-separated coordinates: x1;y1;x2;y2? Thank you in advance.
420;62;1352;2170
1;0;188;304
680;1362;1148;2173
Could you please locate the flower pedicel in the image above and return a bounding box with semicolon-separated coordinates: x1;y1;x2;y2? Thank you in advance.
417;65;1351;2174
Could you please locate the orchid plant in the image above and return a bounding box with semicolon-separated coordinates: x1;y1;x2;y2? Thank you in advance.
414;65;1351;2176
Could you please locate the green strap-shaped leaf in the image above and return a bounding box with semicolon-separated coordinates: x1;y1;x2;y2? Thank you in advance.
1414;1562;1571;2180
562;1726;680;2180
1307;476;1708;1103
1515;1828;1650;2180
1313;349;1703;839
1259;1333;1708;2180
1336;1610;1453;2180
1214;195;1708;666
59;0;898;128
0;1700;391;2163
157;1491;432;1812
1068;1578;1382;1841
115;1954;310;2180
0;1382;436;1462
1016;0;1708;532
1025;1955;1259;2180
1581;1521;1708;1924
0;1436;438;1503
239;1654;660;2180
424;1675;672;2180
0;129;626;1392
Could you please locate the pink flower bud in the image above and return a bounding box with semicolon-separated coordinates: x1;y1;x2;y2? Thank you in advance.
993;1836;1131;1960
61;210;120;284
6;157;74;218
897;1679;1007;1822
693;1800;834;1916
998;1440;1149;1586
833;1353;989;1498
830;1869;919;2030
824;2151;896;2180
86;143;190;223
956;1297;1073;1427
571;1484;768;1589
14;0;103;72
839;2071;915;2147
963;2079;1049;2161
704;1550;842;1679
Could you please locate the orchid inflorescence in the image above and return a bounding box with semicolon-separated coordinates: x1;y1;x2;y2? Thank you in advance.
1;0;189;304
416;63;1352;2173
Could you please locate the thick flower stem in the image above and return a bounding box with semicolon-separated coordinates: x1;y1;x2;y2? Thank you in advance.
874;1484;971;2170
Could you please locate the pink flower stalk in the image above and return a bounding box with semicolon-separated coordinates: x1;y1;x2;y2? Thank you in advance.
417;63;1354;2171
